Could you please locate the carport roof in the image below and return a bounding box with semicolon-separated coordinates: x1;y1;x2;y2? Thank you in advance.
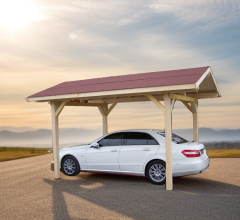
26;66;221;102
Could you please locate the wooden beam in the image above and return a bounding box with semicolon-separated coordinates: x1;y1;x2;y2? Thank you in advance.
55;100;68;117
195;67;211;88
145;94;165;113
55;102;107;107
26;83;197;102
89;95;164;104
51;102;60;179
98;106;108;135
180;101;193;113
106;103;117;116
171;99;176;111
163;93;173;190
98;106;107;116
170;93;198;102
191;102;199;142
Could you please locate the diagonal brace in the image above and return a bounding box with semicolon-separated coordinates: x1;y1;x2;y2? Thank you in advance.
55;100;68;117
145;94;165;112
106;103;117;116
180;101;193;113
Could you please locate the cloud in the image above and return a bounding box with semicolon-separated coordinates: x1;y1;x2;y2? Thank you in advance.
150;0;240;28
0;0;239;130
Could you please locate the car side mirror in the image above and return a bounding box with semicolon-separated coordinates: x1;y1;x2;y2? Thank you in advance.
91;142;99;148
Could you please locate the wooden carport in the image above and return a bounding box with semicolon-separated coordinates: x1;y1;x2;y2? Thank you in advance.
26;66;221;190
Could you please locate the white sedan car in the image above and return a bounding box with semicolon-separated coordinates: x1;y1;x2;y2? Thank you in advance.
59;129;209;185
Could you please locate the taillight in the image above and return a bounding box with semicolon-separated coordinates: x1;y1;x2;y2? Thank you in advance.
182;150;201;157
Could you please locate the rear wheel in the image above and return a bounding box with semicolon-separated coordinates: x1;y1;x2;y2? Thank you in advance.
146;160;166;185
61;156;80;176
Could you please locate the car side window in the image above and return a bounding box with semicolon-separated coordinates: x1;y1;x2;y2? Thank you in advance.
98;133;126;147
125;132;149;145
125;132;159;145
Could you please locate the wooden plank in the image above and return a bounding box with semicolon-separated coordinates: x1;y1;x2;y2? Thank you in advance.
163;93;173;190
170;93;198;102
208;70;221;97
98;106;108;135
180;101;193;113
26;83;197;102
51;102;60;179
106;103;117;116
98;106;107;116
89;95;164;104
195;67;221;97
145;94;165;112
195;67;211;88
187;92;219;99
55;102;107;107
171;99;176;111
191;102;199;142
66;102;107;107
55;100;68;117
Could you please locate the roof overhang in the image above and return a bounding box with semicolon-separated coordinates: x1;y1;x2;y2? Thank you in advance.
26;67;221;104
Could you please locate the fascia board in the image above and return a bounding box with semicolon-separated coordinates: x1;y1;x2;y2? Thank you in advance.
195;67;211;88
209;67;222;97
195;67;221;97
26;84;197;102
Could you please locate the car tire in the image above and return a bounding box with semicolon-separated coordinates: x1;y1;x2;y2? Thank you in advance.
61;156;80;176
146;160;166;185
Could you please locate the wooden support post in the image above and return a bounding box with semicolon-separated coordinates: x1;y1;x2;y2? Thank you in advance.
191;102;199;142
51;101;60;179
163;93;173;190
98;105;108;136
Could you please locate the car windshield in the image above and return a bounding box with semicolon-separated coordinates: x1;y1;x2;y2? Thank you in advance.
156;131;188;144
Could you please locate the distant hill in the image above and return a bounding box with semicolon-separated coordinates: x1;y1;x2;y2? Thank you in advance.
0;126;37;132
0;127;239;145
0;128;102;145
173;128;240;142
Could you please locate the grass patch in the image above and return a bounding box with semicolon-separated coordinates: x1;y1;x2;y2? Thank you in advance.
207;149;240;158
0;147;51;162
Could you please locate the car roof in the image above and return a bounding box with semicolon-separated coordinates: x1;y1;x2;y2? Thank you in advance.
109;129;164;133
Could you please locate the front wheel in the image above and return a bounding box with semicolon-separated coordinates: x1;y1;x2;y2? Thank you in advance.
146;161;166;185
61;156;80;176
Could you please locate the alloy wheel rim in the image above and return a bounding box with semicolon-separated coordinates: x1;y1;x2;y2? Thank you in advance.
63;159;76;174
149;164;166;182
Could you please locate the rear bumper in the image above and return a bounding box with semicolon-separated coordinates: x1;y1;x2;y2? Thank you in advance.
173;157;209;177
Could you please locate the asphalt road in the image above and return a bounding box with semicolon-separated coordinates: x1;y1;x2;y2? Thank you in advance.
0;154;240;220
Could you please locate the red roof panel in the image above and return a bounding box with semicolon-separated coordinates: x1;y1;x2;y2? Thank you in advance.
28;66;209;98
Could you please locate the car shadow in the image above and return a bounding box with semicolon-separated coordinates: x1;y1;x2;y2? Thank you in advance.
44;172;240;220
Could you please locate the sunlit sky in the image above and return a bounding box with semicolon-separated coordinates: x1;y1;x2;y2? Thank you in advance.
0;0;240;132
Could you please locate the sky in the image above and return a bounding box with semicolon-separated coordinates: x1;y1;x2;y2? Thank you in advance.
0;0;240;133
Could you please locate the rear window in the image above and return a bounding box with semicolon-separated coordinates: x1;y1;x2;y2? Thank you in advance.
156;131;188;144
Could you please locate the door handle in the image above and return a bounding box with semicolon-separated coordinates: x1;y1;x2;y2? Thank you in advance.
111;149;118;152
143;148;151;151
